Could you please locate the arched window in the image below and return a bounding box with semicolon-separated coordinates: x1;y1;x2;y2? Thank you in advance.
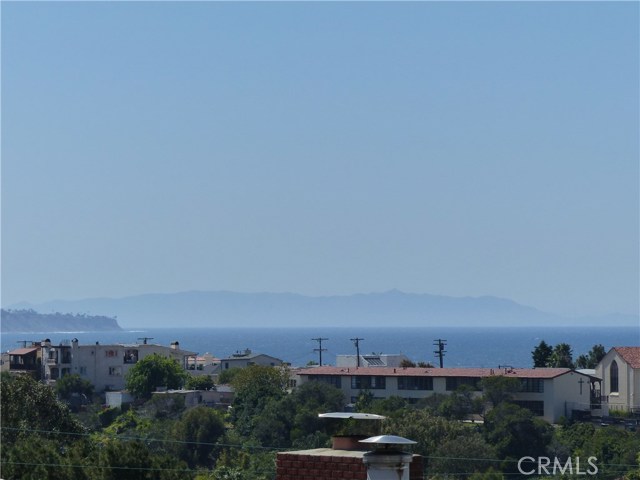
610;360;619;393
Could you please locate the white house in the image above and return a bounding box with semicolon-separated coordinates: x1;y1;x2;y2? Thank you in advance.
596;346;640;414
295;366;597;423
42;339;196;392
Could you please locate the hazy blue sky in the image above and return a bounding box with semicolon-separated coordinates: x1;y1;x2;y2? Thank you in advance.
2;2;638;317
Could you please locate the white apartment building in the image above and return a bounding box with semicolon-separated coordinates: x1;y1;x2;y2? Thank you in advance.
596;346;640;414
295;366;597;423
42;338;196;392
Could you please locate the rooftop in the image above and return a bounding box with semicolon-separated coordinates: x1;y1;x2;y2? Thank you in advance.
8;347;39;356
279;448;366;458
613;347;640;369
298;366;579;379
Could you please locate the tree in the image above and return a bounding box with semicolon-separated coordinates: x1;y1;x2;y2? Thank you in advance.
549;343;574;368
125;353;188;399
575;344;606;369
55;373;94;401
230;365;290;437
354;390;374;412
430;433;498;479
483;403;552;475
2;436;73;480
400;359;416;368
480;375;521;409
370;396;409;418
439;384;483;420
1;373;85;447
171;406;226;468
217;368;242;385
532;340;553;367
417;361;434;368
185;374;215;391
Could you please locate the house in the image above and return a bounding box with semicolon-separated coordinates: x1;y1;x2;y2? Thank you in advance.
213;349;283;374
187;352;221;373
595;346;640;414
295;366;597;423
42;338;196;392
7;344;44;378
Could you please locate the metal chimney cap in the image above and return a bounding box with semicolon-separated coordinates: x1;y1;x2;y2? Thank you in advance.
359;435;417;445
318;412;387;420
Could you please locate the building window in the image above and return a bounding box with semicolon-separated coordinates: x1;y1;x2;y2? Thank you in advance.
351;376;386;390
79;367;87;375
109;367;122;376
310;375;342;389
610;361;619;393
398;376;433;391
514;400;544;416
123;350;138;364
521;378;544;393
105;350;118;358
446;377;481;391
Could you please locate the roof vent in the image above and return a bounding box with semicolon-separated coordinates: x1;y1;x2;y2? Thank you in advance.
360;435;417;480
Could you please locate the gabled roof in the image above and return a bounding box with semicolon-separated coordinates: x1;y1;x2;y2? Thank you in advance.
298;366;577;379
222;352;282;362
613;347;640;369
8;347;39;356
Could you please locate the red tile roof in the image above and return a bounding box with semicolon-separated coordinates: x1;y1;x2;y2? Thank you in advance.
613;347;640;369
298;366;574;379
8;347;39;356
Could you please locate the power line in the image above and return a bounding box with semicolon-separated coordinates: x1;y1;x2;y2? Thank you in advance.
311;337;328;366
5;426;637;469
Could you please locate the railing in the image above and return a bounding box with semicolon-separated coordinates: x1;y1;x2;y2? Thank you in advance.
9;363;38;371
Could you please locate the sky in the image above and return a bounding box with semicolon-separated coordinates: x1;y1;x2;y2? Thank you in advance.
2;2;638;317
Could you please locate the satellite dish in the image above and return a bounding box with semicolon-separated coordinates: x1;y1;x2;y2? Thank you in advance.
318;412;386;420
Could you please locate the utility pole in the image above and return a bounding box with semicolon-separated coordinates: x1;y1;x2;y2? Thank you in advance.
311;337;328;366
350;338;364;367
433;339;447;368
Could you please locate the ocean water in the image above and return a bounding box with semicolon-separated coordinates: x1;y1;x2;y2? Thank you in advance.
2;326;638;368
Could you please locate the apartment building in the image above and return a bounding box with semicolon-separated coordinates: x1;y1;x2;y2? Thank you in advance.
42;338;196;392
296;366;597;423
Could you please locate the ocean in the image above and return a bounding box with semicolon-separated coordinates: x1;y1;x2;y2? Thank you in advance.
2;326;638;368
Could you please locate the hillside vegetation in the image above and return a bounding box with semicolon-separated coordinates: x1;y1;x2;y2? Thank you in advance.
1;309;122;333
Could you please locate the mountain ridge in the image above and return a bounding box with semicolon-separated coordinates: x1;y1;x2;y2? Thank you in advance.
7;290;637;329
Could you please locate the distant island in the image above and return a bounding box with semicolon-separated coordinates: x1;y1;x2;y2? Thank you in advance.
7;290;639;329
1;309;122;333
